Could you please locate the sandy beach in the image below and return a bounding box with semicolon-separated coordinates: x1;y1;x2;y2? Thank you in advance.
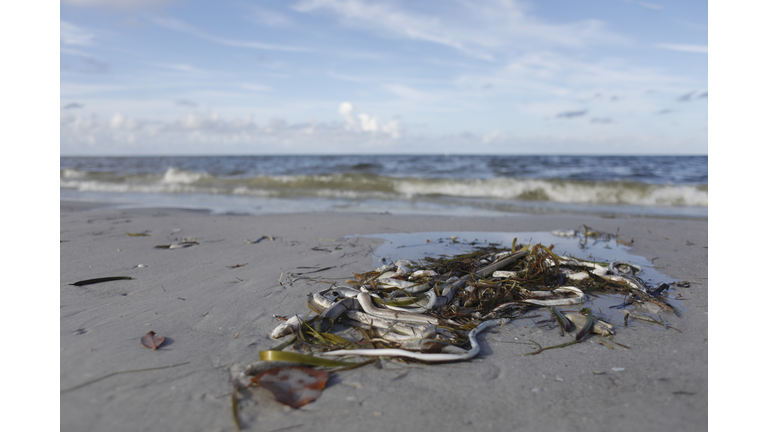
60;202;707;432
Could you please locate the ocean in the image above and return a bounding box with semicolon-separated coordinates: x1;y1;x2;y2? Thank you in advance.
60;155;707;218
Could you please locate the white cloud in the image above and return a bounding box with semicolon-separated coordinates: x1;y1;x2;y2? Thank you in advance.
657;44;708;54
109;113;142;130
338;102;401;138
61;105;404;154
339;102;355;124
60;21;94;46
482;130;499;143
171;113;223;131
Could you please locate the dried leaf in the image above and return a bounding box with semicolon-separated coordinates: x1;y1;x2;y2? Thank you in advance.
141;331;165;350
251;366;329;408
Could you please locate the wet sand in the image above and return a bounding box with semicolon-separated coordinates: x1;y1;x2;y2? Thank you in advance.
60;203;707;432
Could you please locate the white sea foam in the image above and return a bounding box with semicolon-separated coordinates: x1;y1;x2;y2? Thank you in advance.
393;178;707;207
161;167;208;184
61;168;86;178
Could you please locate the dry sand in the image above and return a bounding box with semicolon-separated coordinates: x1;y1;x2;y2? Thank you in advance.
60;203;707;432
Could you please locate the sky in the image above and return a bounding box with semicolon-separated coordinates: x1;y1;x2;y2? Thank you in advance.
59;0;708;155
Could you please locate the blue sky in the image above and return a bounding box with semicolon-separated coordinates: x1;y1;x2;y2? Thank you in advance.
60;0;708;155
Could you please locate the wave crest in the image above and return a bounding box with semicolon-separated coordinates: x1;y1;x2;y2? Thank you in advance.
60;170;707;207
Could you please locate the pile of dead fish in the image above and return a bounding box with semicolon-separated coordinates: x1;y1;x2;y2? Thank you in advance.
265;240;678;365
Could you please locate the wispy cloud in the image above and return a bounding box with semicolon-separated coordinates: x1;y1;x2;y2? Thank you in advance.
292;0;622;60
622;0;664;10
382;83;436;102
658;44;708;54
678;91;707;102
150;17;308;52
556;109;588;119
62;0;175;10
60;21;94;46
454;51;682;103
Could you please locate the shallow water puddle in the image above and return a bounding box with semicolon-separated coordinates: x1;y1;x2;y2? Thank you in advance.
351;230;684;329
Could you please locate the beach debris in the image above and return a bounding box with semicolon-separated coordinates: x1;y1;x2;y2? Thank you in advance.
140;331;165;350
263;232;680;366
70;276;133;286
154;240;199;249
126;232;150;237
551;306;571;332
292;266;336;275
251;366;329;408
231;382;242;431
554;225;635;249
226;263;248;269
246;236;274;244
565;311;615;336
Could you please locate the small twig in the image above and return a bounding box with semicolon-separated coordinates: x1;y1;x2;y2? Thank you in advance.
599;339;615;349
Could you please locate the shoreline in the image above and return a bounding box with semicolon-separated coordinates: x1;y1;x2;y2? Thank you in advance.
60;195;709;221
60;203;707;432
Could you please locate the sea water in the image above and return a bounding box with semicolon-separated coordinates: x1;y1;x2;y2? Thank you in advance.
60;155;707;218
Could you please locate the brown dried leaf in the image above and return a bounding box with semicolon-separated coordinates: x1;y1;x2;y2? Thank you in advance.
141;331;165;350
251;366;329;408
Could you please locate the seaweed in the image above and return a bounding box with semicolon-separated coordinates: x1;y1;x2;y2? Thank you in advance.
263;230;681;366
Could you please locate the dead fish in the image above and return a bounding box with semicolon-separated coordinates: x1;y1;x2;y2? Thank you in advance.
564;313;615;336
409;269;438;279
271;315;303;339
523;286;585;306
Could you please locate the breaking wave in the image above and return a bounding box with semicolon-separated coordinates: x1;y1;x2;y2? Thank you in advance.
60;167;707;207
